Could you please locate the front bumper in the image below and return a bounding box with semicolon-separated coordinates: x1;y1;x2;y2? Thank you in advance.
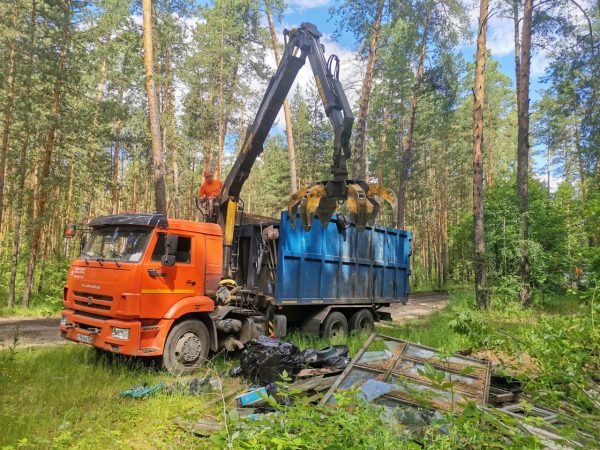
59;309;172;357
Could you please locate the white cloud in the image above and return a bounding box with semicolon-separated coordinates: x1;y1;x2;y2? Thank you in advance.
286;0;331;11
530;51;550;77
463;1;515;57
254;28;362;133
487;15;516;57
534;173;562;193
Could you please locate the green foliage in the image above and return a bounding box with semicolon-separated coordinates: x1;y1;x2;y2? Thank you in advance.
449;175;581;298
0;250;68;316
212;389;417;449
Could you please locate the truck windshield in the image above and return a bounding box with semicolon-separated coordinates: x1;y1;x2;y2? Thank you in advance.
80;227;152;263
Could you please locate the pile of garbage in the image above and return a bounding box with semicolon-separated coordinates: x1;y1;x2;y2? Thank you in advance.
233;335;350;385
120;333;583;446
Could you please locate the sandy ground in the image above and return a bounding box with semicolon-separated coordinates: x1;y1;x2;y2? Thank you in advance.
0;317;65;349
380;291;448;323
0;291;448;350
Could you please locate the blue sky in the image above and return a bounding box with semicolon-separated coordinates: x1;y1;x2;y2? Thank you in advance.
276;0;549;178
281;0;548;100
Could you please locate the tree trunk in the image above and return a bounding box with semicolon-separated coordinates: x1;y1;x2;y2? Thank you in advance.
473;0;489;309
352;0;385;180
517;0;533;306
398;4;432;228
217;17;225;179
8;0;36;308
0;5;19;232
512;0;521;100
572;110;586;201
377;106;389;183
22;0;70;307
142;0;167;215
265;0;298;192
547;146;551;191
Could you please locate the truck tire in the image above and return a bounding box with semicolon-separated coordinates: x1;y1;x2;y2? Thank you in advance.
162;319;210;375
348;309;374;333
321;311;348;339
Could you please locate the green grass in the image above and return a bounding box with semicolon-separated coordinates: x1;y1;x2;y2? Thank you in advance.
0;330;375;449
0;305;60;318
0;346;240;449
0;289;588;449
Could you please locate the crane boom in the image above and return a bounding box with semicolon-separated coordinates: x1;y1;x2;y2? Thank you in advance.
219;22;353;203
215;22;397;277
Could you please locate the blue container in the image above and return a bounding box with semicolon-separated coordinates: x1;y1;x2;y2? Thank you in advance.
274;212;411;306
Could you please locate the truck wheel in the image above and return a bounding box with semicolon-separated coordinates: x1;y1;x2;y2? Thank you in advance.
162;320;210;375
348;309;374;333
322;312;348;339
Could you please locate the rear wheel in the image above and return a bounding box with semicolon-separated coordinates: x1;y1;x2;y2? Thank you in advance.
348;309;374;333
321;311;348;339
162;320;210;375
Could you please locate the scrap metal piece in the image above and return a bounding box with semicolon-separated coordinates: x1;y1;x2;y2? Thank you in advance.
287;186;312;230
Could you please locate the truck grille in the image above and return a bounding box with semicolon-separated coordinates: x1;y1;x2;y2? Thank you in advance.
73;291;113;312
73;310;110;321
75;300;110;310
73;291;113;302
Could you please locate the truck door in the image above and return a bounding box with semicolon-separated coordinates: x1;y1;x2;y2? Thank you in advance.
140;232;203;319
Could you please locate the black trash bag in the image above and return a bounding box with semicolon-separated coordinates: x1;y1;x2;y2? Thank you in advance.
229;365;243;377
324;356;351;369
324;345;350;369
305;345;351;368
301;348;318;365
332;345;349;358
239;335;304;384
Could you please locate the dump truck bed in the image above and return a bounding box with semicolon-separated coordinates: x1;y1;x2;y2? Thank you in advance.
274;212;411;306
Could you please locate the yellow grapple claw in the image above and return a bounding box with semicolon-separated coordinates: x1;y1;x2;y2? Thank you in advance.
366;184;398;227
346;184;372;231
288;186;312;229
288;180;396;231
300;184;327;231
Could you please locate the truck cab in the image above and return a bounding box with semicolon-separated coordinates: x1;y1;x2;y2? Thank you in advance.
60;213;223;374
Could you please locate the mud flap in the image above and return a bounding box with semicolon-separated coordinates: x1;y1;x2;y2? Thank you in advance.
300;306;332;335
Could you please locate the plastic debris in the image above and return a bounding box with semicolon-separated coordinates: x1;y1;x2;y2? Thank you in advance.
239;335;304;384
235;386;269;407
188;377;222;394
302;345;351;369
235;406;278;420
359;379;399;402
297;367;343;378
119;382;165;398
229;365;243;377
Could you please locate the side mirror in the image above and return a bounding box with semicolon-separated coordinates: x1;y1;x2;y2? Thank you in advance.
161;234;178;266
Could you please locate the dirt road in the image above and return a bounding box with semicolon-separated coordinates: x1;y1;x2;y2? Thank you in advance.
0;317;64;350
0;292;448;350
380;291;448;323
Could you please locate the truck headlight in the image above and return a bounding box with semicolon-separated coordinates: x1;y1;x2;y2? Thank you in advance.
60;316;68;326
111;327;130;340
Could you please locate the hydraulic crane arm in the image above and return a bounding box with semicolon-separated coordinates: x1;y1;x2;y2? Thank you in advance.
216;22;396;277
219;22;353;204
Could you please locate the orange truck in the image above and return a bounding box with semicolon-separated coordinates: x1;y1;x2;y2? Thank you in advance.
60;215;224;374
60;23;410;374
60;212;410;374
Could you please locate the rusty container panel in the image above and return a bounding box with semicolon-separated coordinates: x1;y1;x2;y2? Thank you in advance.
275;212;411;306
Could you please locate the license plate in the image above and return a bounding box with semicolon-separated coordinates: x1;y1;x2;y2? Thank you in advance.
77;333;93;344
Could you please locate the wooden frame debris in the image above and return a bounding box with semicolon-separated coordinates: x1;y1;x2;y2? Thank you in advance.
321;333;491;412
